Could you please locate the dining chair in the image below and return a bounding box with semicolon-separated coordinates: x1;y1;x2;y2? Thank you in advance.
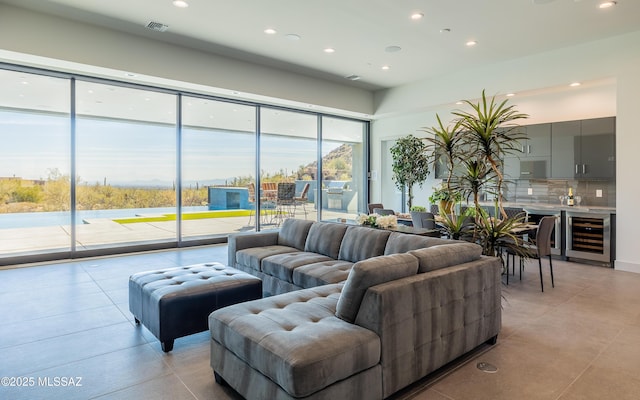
276;182;296;224
246;183;256;226
293;182;310;219
411;211;435;229
367;203;384;214
372;208;395;216
506;216;556;292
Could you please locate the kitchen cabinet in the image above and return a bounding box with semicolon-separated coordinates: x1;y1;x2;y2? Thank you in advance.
503;123;551;180
551;117;615;179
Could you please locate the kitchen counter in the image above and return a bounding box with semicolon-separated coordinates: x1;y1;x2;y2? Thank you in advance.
477;202;615;214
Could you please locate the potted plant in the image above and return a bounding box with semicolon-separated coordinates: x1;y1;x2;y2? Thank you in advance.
424;90;530;257
389;134;430;211
452;90;528;219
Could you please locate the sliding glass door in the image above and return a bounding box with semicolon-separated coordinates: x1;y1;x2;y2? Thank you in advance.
75;81;177;249
260;108;318;227
320;117;366;221
0;69;71;258
181;97;256;239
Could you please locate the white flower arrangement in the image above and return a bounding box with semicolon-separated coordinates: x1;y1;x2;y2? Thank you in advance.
356;213;397;229
356;213;378;226
375;214;398;229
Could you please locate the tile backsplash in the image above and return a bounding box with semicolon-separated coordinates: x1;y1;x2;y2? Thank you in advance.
501;179;615;207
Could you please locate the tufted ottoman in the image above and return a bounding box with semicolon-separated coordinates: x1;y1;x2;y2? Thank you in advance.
129;262;262;352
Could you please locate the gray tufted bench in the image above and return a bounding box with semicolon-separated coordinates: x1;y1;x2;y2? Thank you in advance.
129;262;262;352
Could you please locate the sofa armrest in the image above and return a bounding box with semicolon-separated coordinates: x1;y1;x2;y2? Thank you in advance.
354;256;501;398
227;231;279;266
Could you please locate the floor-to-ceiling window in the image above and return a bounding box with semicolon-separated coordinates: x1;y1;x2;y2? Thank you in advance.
181;97;256;239
0;65;369;263
0;69;71;258
75;81;177;250
320;116;367;220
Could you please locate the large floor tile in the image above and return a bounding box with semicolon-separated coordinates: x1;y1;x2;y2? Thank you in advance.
91;374;197;400
558;365;640;400
1;321;147;376
0;305;127;349
0;344;172;400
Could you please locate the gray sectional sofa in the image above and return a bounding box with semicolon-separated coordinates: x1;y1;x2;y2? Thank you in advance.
210;218;502;399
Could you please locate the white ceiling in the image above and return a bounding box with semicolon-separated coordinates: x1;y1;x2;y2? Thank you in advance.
3;0;639;92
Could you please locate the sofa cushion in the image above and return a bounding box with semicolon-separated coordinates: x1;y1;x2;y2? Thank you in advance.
262;252;334;283
304;222;348;259
408;242;482;273
293;259;354;288
382;233;454;255
235;245;298;272
278;218;314;250
336;253;418;323
338;226;391;263
209;284;381;398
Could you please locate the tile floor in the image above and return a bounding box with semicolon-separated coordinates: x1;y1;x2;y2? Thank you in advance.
1;245;639;400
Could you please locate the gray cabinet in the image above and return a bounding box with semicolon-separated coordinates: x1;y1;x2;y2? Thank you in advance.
579;118;615;180
551;117;615;179
503;123;551;180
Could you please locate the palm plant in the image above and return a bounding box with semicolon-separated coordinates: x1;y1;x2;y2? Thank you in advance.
472;206;528;259
423;114;464;196
437;207;475;240
452;90;528;219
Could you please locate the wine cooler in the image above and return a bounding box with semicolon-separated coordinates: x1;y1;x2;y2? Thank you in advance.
566;212;612;265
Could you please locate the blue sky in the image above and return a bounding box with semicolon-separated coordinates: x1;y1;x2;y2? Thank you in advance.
1;110;344;186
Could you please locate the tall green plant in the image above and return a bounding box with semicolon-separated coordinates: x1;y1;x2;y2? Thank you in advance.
453;90;528;219
390;134;430;210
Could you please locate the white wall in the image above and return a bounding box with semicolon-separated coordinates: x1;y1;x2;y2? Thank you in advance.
371;30;640;271
0;3;373;117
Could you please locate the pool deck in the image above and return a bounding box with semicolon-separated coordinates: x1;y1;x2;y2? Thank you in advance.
0;209;352;257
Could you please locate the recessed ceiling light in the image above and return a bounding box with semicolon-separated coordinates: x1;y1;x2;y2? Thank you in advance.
411;12;424;20
172;0;189;8
324;47;335;53
506;93;516;97
440;28;451;33
264;28;277;35
345;74;361;81
285;33;301;41
599;1;617;9
385;45;402;53
570;82;581;87
466;40;478;47
455;101;464;105
382;65;390;70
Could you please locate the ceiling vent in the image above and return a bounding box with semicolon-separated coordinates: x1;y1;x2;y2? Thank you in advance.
145;21;169;32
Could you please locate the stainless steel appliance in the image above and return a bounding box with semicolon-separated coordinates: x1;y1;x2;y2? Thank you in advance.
524;208;562;256
565;211;612;265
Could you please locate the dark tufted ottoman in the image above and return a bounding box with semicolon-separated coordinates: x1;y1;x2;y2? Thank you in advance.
129;262;262;352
